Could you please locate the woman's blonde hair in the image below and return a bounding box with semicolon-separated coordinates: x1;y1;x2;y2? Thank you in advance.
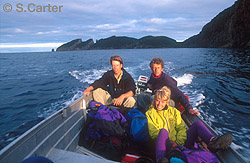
151;86;171;108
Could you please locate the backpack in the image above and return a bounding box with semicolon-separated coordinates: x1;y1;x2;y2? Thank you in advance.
88;135;124;161
168;146;219;163
78;101;128;161
125;108;150;143
86;101;128;140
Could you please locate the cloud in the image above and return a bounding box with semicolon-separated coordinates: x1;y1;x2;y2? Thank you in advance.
144;28;160;32
95;24;117;30
14;28;27;33
36;31;61;35
143;18;167;24
94;19;137;30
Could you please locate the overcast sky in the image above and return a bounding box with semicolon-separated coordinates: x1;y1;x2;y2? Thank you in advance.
0;0;236;52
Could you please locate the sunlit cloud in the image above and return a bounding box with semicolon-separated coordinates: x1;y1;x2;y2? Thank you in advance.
94;20;138;30
96;24;114;29
166;17;187;23
36;31;61;35
14;28;27;33
143;18;167;24
144;28;160;32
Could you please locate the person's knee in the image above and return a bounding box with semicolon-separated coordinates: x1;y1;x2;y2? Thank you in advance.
93;88;105;95
156;128;170;150
159;128;169;137
193;120;204;128
124;97;136;108
93;88;111;105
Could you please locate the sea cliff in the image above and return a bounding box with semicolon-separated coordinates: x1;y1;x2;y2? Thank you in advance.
183;0;250;48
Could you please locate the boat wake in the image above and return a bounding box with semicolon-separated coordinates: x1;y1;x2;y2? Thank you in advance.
69;67;110;84
173;73;194;86
37;90;83;118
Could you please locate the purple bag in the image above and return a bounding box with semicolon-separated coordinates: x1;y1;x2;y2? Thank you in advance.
87;101;127;140
168;145;219;163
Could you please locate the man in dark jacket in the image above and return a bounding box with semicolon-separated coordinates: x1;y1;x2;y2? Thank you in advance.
138;58;199;115
83;55;136;108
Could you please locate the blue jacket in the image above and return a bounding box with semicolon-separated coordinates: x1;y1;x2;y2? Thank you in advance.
147;72;192;111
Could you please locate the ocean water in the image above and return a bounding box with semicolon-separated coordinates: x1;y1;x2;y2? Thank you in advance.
0;48;249;160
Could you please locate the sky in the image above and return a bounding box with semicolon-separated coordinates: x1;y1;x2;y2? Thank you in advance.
0;0;236;53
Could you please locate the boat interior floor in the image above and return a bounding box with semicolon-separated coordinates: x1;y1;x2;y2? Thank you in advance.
47;147;117;163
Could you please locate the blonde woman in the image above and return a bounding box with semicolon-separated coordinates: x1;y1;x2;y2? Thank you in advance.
146;86;232;162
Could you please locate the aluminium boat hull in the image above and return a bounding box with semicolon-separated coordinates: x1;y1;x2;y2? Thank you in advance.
0;92;247;163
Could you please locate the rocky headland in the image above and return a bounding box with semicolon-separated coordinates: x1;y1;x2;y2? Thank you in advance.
56;0;249;51
183;0;250;48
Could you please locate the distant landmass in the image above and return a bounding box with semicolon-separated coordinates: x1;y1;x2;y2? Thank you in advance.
56;36;177;51
56;0;249;51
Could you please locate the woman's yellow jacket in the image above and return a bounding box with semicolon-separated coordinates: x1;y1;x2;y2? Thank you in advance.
146;106;187;145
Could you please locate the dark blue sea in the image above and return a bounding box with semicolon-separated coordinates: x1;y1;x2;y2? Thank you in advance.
0;48;249;161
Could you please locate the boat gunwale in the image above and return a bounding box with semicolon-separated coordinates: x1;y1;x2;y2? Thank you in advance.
0;96;86;161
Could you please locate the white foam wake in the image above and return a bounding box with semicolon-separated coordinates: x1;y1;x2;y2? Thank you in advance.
192;93;205;110
69;67;109;84
63;90;83;106
174;74;194;86
37;90;83;118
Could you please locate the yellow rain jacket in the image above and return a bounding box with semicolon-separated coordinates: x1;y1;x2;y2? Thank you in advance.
146;106;187;145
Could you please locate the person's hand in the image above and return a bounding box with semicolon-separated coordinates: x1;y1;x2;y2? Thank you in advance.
189;109;200;115
170;141;178;150
113;95;125;106
83;88;91;96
